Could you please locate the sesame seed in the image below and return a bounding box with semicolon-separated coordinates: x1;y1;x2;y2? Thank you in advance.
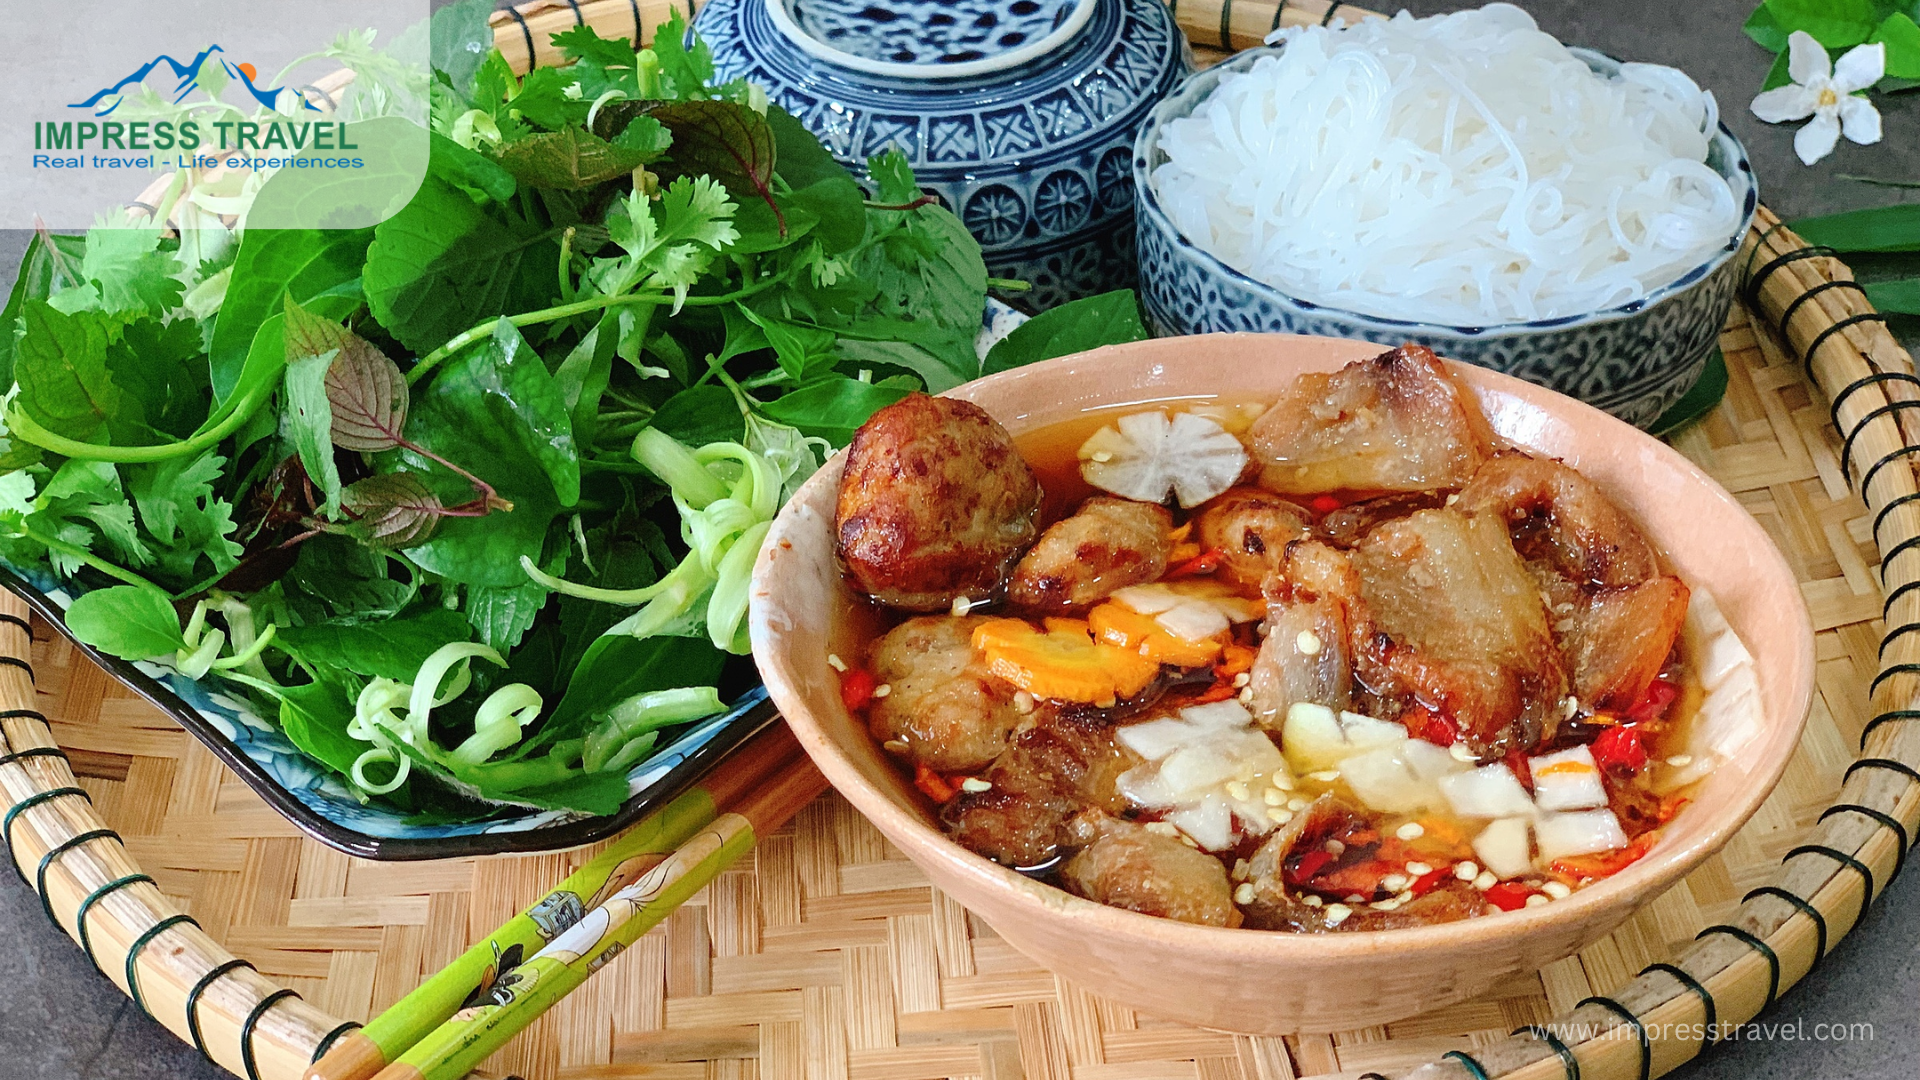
1308;770;1341;782
1090;450;1114;463
1273;773;1294;791
1396;822;1425;841
951;596;973;616
1301;894;1324;907
1180;834;1199;848
1234;883;1256;904
827;653;848;672
1667;754;1694;767
1543;881;1572;899
960;777;992;793
1472;870;1497;890
1524;893;1550;908
1449;743;1476;762
1343;893;1366;903
1444;493;1460;507
1454;861;1479;881
1226;780;1251;801
1296;629;1323;656
871;683;893;699
1287;797;1310;812
882;739;909;753
1233;672;1251;688
1266;807;1293;825
1562;696;1579;720
1097;696;1118;708
1395;889;1416;904
1263;788;1284;806
1014;691;1036;713
1238;688;1254;703
1404;861;1433;877
1323;903;1352;926
1380;874;1409;893
1323;839;1346;855
1371;897;1402;911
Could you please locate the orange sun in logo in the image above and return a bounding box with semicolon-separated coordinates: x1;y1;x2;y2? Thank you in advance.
236;62;257;82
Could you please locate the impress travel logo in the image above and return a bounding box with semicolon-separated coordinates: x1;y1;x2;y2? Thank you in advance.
35;44;362;172
1;2;428;231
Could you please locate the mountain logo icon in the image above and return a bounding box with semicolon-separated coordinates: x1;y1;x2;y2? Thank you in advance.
69;44;320;116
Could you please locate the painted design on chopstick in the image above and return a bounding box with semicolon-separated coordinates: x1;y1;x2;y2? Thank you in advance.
454;942;525;1013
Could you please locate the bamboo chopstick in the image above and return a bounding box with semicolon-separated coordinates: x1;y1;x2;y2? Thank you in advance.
306;719;809;1080
364;750;828;1080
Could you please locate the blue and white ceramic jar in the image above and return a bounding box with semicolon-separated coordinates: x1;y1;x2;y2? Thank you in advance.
695;0;1190;309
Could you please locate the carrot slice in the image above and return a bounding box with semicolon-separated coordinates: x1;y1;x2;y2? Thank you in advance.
972;618;1159;704
1087;603;1221;668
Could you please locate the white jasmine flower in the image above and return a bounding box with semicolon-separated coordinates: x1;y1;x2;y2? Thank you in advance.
1750;31;1884;165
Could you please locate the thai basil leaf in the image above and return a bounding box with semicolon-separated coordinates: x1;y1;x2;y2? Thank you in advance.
983;290;1149;375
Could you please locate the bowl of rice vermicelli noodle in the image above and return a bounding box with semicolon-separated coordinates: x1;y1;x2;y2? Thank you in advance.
1133;3;1757;429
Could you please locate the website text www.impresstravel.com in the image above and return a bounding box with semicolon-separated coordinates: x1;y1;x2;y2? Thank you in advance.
1533;1017;1875;1044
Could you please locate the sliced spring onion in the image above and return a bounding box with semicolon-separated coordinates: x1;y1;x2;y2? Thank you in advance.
449;683;544;766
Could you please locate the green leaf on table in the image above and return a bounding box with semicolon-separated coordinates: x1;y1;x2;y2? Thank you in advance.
278;677;365;779
760;375;915;446
430;0;496;97
13;300;125;443
64;586;184;661
1871;13;1920;78
276;604;473;682
984;290;1148;375
1865;277;1920;314
493;124;668;191
1745;3;1789;51
1764;0;1882;48
1648;349;1730;437
363;175;561;357
1793;204;1920;251
649;100;779;226
1761;46;1794;91
207;227;372;401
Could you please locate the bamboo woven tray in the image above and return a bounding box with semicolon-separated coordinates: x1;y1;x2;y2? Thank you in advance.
5;3;1920;1080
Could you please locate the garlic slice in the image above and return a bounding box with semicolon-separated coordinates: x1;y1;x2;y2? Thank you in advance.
1079;410;1248;508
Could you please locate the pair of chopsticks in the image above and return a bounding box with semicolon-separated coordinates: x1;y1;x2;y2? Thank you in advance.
307;717;825;1080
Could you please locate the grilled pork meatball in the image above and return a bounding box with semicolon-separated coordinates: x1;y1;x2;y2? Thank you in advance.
836;394;1043;611
944;713;1133;869
1009;497;1173;613
1191;487;1313;588
1059;812;1235;926
869;616;1024;773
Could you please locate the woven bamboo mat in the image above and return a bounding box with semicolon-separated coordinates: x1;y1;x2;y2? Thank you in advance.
13;297;1877;1080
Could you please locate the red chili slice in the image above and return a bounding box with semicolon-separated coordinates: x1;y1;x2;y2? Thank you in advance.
1308;494;1345;514
840;668;877;713
1626;679;1678;724
1591;724;1648;777
1483;881;1536;912
1163;549;1224;580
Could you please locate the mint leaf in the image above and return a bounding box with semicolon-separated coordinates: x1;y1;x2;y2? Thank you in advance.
1872;12;1920;77
363;175;562;357
283;535;417;623
276;605;473;681
761;375;915;446
284;349;343;517
1764;0;1881;47
984;290;1148;375
543;633;725;740
466;576;551;652
65;586;184;661
768;107;866;252
13;300;125;442
208;227;372;401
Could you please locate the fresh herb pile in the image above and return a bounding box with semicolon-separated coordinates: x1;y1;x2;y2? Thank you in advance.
0;5;1144;820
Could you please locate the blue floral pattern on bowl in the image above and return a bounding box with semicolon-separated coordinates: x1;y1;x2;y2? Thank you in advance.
695;0;1189;309
0;560;776;860
1132;46;1759;429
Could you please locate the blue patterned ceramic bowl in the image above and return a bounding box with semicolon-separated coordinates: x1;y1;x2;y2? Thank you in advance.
695;0;1190;309
1132;46;1759;429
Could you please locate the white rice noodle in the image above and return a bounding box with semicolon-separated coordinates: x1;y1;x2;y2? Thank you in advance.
1151;3;1739;324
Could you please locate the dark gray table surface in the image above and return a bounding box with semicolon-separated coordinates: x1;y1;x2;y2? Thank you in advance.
2;1;1916;1078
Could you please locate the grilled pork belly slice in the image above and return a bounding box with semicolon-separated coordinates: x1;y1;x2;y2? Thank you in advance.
1249;344;1494;496
1060;812;1235;926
